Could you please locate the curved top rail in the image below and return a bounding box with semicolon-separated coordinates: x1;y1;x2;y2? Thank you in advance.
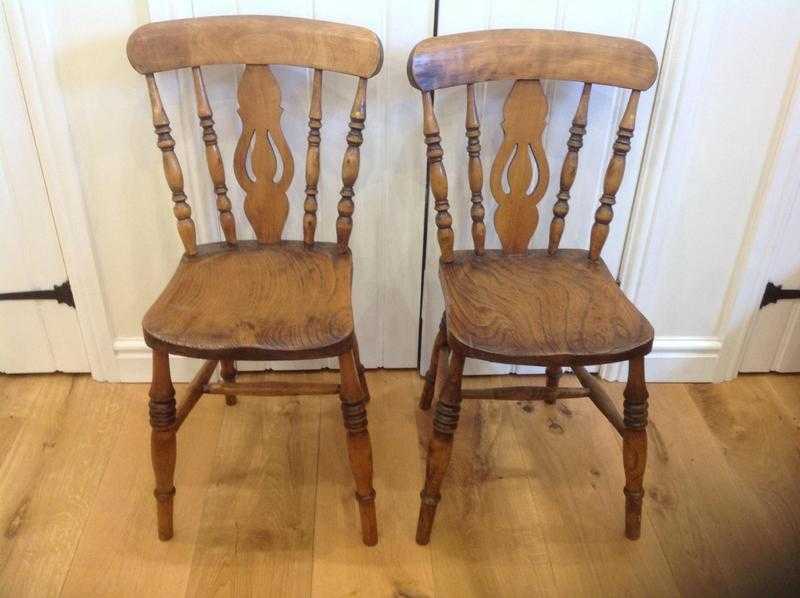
128;15;383;78
408;29;657;91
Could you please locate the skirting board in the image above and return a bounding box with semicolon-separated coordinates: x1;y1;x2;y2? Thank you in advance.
113;335;722;383
600;336;722;382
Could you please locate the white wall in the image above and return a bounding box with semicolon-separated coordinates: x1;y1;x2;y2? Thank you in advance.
5;0;799;382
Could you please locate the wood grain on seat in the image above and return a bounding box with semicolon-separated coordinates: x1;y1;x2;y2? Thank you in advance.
143;241;354;360
439;249;653;366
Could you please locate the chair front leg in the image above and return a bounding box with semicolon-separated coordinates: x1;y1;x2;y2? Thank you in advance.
149;350;177;541
416;350;465;545
420;315;448;410
623;355;649;540
220;359;237;406
338;347;378;546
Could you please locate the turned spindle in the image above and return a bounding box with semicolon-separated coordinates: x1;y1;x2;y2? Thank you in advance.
549;83;591;254
589;90;639;261
146;74;197;255
191;67;236;245
304;69;323;246
465;84;486;255
337;77;367;253
422;91;454;263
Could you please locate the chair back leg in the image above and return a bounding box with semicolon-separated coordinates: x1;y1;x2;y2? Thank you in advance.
544;365;563;404
420;315;448;410
351;336;371;403
220;359;238;406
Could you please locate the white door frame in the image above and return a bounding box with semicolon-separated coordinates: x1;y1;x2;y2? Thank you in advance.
4;1;118;380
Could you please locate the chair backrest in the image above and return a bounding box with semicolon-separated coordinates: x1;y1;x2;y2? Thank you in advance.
127;15;383;255
407;29;657;262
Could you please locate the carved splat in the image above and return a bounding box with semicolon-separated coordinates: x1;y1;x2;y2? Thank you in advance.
490;80;550;254
234;65;294;244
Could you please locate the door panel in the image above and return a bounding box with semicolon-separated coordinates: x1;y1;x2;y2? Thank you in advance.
740;192;800;372
0;10;88;373
420;0;673;374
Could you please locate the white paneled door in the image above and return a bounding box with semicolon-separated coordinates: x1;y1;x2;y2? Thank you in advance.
0;10;88;374
740;188;800;373
420;0;673;375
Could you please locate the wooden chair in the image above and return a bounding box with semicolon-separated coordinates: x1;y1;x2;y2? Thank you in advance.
407;30;657;544
126;16;382;546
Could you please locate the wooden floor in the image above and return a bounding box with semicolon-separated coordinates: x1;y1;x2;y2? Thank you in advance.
0;369;798;597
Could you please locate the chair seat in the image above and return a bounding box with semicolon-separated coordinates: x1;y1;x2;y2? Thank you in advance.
439;248;653;366
143;241;354;360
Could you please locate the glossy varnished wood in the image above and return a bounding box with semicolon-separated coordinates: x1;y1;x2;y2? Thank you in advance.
3;371;800;596
439;249;653;365
408;29;658;91
142;241;354;360
128;15;382;77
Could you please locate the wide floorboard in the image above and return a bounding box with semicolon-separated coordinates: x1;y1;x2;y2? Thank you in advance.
0;370;797;597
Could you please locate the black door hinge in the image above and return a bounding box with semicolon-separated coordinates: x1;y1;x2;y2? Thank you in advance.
760;281;800;309
0;280;75;308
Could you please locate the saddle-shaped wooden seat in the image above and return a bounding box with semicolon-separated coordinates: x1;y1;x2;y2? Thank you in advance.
440;249;653;365
143;241;354;360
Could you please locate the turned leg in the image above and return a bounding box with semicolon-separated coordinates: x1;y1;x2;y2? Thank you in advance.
338;348;378;546
544;365;562;404
149;350;177;541
420;315;448;410
623;355;649;540
416;351;465;545
221;359;237;406
352;336;371;404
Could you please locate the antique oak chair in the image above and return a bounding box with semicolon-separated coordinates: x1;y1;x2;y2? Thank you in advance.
126;16;382;546
407;30;657;544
